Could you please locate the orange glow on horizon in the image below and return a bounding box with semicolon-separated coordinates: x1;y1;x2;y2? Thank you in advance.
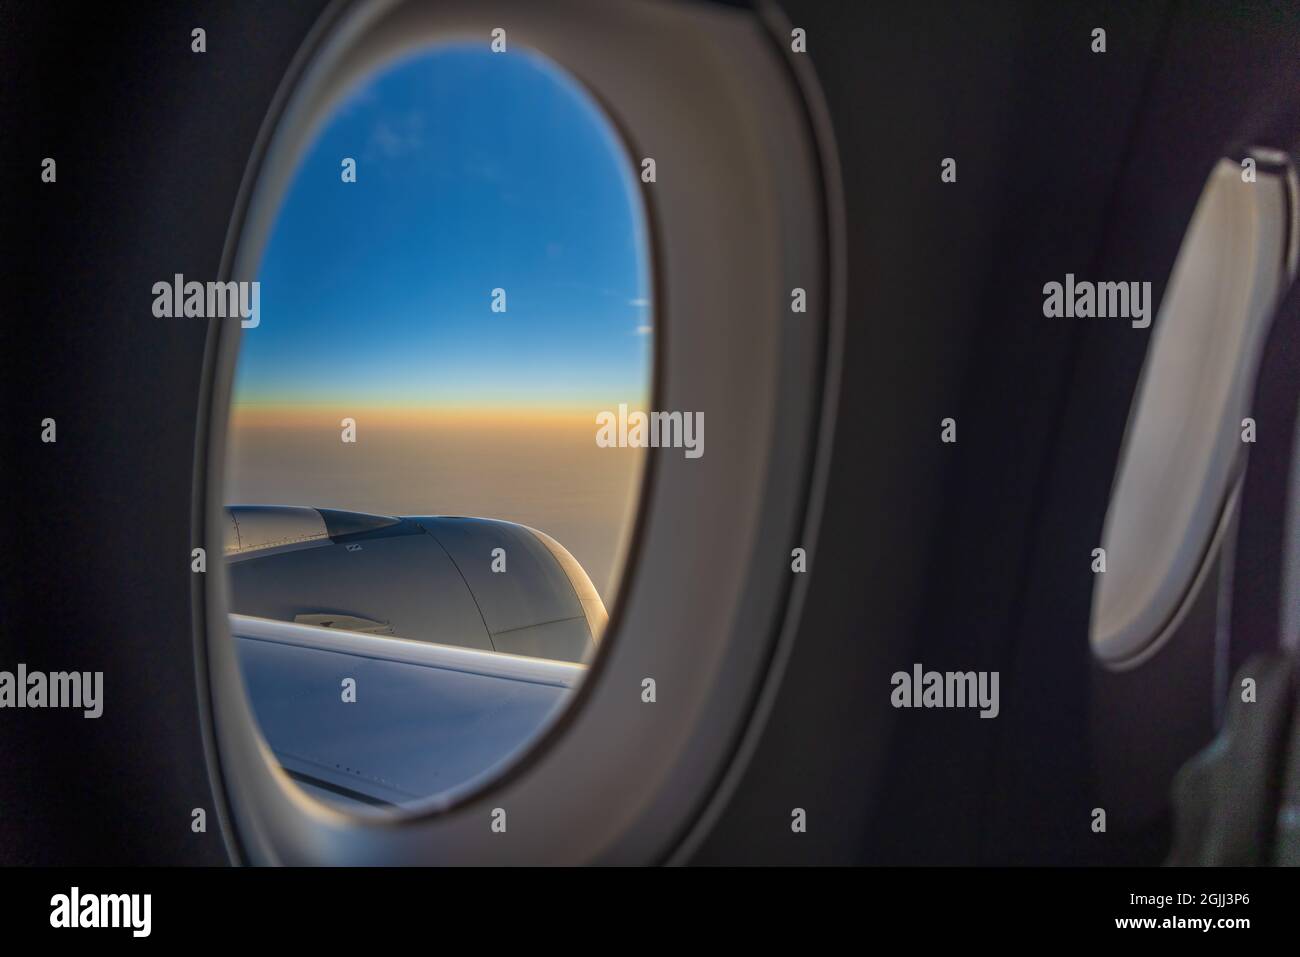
228;403;651;430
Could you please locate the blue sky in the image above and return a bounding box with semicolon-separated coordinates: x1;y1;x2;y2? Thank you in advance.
234;45;651;410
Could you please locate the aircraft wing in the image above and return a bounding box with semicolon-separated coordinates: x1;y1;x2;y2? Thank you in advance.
230;613;585;809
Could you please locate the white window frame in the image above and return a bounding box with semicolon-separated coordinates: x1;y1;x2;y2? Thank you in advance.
196;0;843;865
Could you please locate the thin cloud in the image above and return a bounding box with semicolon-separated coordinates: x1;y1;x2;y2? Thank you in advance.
365;110;426;161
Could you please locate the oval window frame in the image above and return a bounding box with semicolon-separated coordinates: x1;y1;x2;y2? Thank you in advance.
195;0;842;865
1091;153;1298;668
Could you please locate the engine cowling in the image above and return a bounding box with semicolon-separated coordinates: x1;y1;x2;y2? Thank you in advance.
225;505;605;663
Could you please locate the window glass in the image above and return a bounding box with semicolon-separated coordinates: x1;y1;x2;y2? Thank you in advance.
223;46;651;809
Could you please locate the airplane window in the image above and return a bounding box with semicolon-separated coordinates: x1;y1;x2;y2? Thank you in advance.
1091;155;1296;663
222;45;651;811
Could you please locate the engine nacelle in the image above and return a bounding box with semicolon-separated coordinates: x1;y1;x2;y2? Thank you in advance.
225;505;605;663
